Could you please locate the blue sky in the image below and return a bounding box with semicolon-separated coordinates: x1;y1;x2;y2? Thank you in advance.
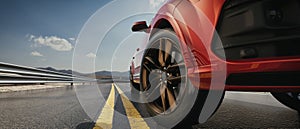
0;0;166;73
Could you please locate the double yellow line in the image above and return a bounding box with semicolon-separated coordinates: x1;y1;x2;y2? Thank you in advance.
94;83;150;129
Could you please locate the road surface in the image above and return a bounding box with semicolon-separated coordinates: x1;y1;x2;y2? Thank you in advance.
0;83;299;128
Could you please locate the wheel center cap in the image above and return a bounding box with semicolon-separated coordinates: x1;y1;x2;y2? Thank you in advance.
161;72;167;81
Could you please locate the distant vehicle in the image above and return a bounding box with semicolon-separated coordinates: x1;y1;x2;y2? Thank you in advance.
130;0;300;128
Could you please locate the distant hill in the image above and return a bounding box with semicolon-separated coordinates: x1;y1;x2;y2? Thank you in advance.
37;67;83;76
92;71;129;80
37;67;129;80
95;71;129;77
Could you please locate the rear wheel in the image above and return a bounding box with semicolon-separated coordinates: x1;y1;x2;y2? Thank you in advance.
271;92;300;112
139;29;223;128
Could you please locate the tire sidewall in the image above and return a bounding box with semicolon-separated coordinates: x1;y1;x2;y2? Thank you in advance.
271;92;300;111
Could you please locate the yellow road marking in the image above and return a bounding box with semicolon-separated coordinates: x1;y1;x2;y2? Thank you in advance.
94;84;115;129
114;83;150;129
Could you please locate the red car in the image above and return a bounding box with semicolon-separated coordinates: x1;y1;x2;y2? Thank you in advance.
130;0;300;128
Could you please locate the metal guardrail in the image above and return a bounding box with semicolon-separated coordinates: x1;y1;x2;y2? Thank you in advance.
0;62;95;84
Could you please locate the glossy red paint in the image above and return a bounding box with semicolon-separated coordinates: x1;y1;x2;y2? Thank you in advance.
131;0;300;92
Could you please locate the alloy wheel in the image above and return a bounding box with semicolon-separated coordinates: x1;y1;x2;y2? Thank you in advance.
141;37;186;114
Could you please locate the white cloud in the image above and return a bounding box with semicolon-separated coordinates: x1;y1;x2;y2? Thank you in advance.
69;37;75;41
30;51;43;57
86;52;97;58
26;34;35;41
149;0;166;9
28;35;73;51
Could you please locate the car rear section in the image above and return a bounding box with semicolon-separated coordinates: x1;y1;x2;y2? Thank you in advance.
211;0;300;91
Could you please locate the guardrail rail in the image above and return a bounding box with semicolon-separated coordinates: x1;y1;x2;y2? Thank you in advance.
0;62;94;84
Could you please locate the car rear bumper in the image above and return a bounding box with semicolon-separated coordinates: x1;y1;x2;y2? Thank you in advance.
189;56;300;92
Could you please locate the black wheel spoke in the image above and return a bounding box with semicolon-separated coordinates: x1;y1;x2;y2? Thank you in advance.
168;75;186;84
144;56;161;69
147;82;163;101
172;86;179;99
158;39;165;67
160;85;167;112
143;63;151;72
164;39;172;67
166;87;176;108
167;62;185;72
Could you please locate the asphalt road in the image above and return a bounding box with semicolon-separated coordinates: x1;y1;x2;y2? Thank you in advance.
0;83;299;128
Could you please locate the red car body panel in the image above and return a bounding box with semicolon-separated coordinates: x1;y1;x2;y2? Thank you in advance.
131;0;300;92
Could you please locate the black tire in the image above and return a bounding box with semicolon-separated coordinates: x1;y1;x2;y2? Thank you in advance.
139;29;224;128
271;92;300;112
130;72;140;95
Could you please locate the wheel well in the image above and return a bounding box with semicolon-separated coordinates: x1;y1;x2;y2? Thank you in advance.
151;19;174;35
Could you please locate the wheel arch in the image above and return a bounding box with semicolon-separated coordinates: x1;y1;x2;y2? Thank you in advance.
149;8;214;90
150;16;197;70
151;18;174;35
